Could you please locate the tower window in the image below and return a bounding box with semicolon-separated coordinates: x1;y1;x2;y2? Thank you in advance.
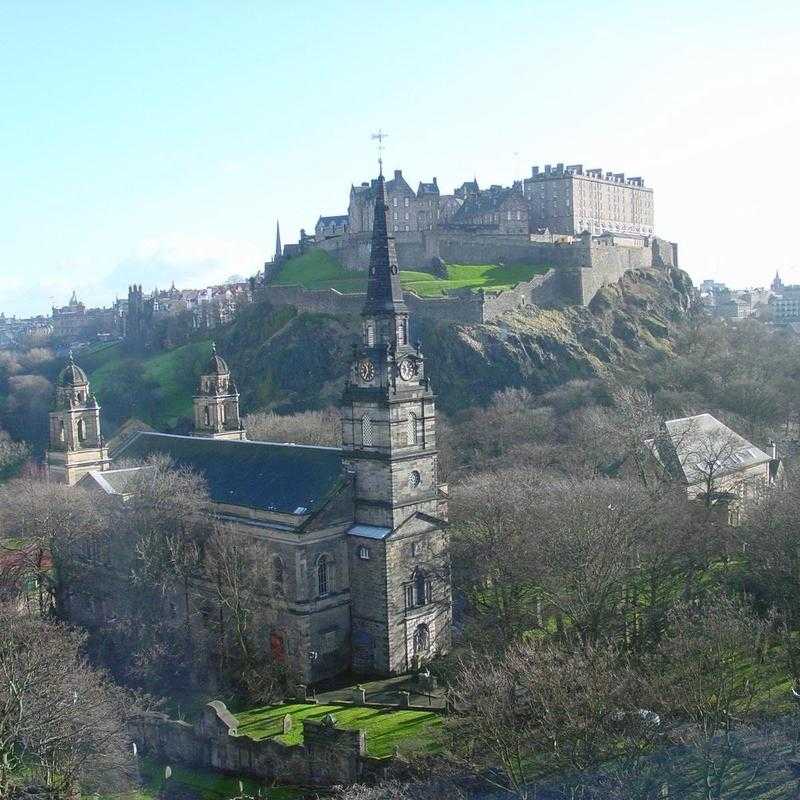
204;407;211;427
362;415;374;447
220;403;226;424
365;322;375;346
58;420;65;443
407;412;418;445
397;318;408;345
317;556;329;596
76;419;86;443
273;556;284;595
358;545;370;560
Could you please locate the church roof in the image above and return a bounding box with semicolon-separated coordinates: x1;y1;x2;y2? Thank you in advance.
648;413;771;486
58;354;89;387
206;344;229;376
112;432;345;515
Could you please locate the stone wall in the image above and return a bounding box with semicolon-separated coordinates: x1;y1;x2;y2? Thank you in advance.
131;701;390;789
268;235;676;321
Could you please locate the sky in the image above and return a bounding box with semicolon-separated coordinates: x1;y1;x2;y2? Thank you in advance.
1;0;799;317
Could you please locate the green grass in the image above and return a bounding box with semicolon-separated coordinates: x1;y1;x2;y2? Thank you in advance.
89;339;212;428
269;250;549;298
104;757;305;800
234;702;442;758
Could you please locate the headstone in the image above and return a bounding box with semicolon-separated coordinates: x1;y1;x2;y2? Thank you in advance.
322;712;337;728
296;684;308;701
399;690;411;708
352;686;366;705
282;714;293;734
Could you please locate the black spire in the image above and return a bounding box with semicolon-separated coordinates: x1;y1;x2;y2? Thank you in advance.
363;173;406;316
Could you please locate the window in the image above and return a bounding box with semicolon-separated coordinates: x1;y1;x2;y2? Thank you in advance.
272;556;284;595
415;570;428;605
76;419;86;443
409;469;421;488
411;541;419;557
397;318;408;345
404;212;409;221
362;414;373;446
404;197;409;207
507;211;512;221
204;406;211;427
407;412;418;445
393;211;398;221
365;322;375;346
220;403;226;424
318;556;329;596
393;197;398;207
404;584;414;609
58;420;65;443
405;225;409;231
394;225;399;232
358;545;370;560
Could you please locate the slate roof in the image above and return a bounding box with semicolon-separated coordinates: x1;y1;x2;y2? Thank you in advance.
81;466;155;498
112;432;346;515
650;413;771;486
317;214;349;226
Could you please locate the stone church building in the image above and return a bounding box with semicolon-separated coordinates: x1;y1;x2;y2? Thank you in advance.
47;172;452;683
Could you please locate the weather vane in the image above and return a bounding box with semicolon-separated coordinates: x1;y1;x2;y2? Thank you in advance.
371;129;388;175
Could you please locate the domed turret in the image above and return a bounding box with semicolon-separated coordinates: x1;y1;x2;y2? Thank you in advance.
207;343;230;377
47;353;110;484
57;352;89;388
193;343;245;440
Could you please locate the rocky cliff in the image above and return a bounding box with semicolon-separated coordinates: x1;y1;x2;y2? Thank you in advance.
219;265;698;415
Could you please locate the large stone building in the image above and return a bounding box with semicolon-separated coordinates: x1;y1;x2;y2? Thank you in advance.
50;172;452;683
523;163;654;237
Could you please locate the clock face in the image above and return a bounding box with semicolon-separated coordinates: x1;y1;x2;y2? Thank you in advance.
398;358;416;381
358;359;375;382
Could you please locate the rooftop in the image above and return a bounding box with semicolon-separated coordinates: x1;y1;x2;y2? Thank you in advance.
112;431;346;515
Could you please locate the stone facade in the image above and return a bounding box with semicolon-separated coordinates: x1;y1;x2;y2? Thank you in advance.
523;162;654;236
192;346;246;440
57;172;453;686
46;355;110;486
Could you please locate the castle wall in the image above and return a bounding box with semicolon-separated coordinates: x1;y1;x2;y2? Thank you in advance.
269;236;673;321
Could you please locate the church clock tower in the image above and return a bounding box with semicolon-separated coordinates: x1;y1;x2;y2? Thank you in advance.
192;344;246;440
343;170;451;675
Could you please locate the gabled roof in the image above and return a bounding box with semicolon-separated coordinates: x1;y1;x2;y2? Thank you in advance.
316;214;349;226
112;432;346;515
649;413;771;486
81;466;154;498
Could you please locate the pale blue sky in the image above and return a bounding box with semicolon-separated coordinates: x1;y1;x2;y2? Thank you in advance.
2;1;799;317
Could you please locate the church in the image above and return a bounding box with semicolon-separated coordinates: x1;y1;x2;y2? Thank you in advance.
46;172;452;683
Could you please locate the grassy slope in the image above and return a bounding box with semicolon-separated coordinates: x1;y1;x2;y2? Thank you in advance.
270;249;548;297
235;702;442;758
88;339;212;429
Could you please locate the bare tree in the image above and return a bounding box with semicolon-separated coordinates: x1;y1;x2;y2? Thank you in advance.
444;640;654;799
0;610;139;797
244;407;342;446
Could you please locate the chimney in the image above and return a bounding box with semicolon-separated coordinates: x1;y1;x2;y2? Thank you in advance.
433;177;438;186
771;441;777;460
394;169;402;180
531;166;540;176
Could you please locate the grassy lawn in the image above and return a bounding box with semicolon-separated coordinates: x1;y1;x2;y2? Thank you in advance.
234;702;442;758
104;757;305;800
269;250;548;297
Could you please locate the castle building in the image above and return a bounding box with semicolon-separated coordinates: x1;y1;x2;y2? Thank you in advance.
523;163;654;237
451;182;529;234
192;345;246;440
58;171;452;683
46;354;111;486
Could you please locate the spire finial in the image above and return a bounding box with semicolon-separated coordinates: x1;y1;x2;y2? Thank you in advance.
371;129;388;177
211;341;216;355
68;348;74;363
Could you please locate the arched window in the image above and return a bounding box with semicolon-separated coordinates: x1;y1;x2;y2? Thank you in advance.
204;406;211;427
273;556;285;595
415;570;428;606
76;419;86;443
413;623;430;655
362;415;373;447
220;403;226;424
407;412;418;445
317;556;329;596
58;420;65;443
365;322;375;347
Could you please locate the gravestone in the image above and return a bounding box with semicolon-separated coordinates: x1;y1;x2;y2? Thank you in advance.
282;714;293;734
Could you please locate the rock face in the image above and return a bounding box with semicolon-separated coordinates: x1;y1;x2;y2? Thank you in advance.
221;265;698;415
